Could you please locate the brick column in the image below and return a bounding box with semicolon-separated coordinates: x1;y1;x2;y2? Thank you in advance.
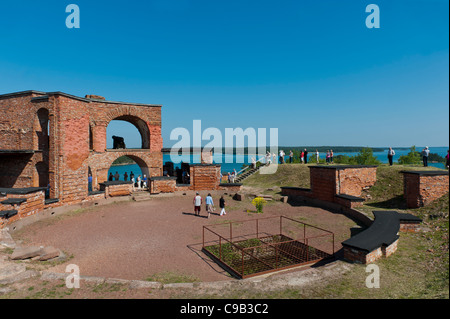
92;121;108;152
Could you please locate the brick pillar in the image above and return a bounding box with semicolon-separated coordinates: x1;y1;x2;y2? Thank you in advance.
92;121;107;152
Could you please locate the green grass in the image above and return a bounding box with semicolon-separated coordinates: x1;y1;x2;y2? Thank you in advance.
230;163;449;299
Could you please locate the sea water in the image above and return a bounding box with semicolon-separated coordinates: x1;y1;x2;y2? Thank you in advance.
108;146;448;180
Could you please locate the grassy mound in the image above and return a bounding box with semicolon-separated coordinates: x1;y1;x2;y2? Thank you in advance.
239;163;449;298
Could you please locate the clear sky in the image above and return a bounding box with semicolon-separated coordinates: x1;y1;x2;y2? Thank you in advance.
0;0;448;148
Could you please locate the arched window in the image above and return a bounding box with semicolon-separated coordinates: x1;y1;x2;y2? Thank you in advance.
106;116;150;150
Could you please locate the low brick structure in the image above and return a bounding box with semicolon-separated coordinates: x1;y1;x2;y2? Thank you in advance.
0;187;46;228
402;170;449;208
99;181;133;197
342;211;421;264
150;176;177;194
189;164;221;191
281;165;377;209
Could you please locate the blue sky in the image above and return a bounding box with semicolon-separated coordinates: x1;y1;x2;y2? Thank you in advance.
0;0;448;148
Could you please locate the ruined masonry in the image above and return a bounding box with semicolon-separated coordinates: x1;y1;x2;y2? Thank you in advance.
0;90;240;229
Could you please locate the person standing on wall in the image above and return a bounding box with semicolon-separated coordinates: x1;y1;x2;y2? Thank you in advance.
194;192;202;216
422;146;430;167
388;147;395;166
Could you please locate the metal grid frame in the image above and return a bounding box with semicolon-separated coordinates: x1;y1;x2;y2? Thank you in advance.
202;216;335;279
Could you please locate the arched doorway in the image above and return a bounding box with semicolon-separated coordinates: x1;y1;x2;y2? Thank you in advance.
107;155;150;189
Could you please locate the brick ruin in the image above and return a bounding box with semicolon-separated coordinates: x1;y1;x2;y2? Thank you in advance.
280;165;426;264
281;165;378;210
0;90;240;229
402;170;449;209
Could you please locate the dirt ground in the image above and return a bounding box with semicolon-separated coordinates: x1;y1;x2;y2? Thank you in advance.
9;189;356;283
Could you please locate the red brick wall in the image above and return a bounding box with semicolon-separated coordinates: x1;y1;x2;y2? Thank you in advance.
310;168;338;202
0;91;163;204
0;190;45;229
343;246;382;264
337;167;377;197
100;183;132;197
190;165;221;190
419;175;449;206
150;179;177;193
308;166;376;203
403;173;449;208
343;239;398;264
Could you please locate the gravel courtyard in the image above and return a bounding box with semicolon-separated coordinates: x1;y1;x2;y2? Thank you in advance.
11;190;357;283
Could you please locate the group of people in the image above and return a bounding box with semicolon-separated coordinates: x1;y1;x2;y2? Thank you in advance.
193;192;227;218
108;171;148;189
274;149;332;165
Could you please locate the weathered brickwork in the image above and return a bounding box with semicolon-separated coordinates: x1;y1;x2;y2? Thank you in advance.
402;171;449;208
0;90;163;205
150;177;177;194
0;188;46;228
343;246;383;264
99;182;133;197
281;166;377;208
189;164;221;191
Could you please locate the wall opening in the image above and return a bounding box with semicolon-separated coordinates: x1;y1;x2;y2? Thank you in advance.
107;155;149;187
106;116;150;150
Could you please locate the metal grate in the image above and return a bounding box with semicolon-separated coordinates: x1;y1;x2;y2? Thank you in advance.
202;216;335;279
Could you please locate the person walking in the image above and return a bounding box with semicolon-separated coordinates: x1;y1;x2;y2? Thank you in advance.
304;149;308;164
422;146;430;167
330;150;334;164
315;149;320;163
289;150;294;163
205;193;214;218
114;171;120;181
387;147;395;166
300;150;304;164
326;150;330;164
193;192;202;216
124;172;128;181
219;195;226;216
